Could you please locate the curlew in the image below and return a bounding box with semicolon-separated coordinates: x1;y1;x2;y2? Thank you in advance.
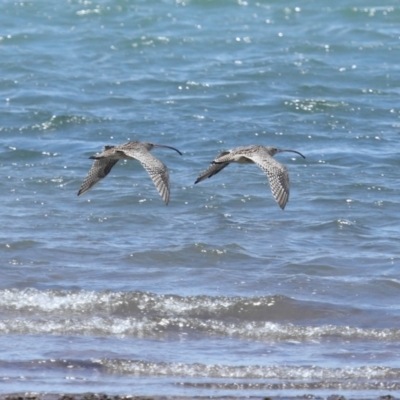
195;145;305;210
78;141;182;205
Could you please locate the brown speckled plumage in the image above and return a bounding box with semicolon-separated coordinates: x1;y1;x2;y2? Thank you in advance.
195;145;305;210
78;141;182;205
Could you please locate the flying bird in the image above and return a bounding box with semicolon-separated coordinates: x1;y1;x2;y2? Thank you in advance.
195;145;305;210
78;141;182;205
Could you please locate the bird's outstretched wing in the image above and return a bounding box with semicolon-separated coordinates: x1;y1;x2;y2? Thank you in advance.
246;153;290;210
125;149;171;205
77;159;119;196
195;151;231;184
195;162;230;184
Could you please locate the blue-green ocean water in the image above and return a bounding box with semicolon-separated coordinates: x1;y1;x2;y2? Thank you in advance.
1;0;400;397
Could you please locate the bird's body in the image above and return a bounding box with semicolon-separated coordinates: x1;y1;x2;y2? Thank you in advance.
78;141;182;205
195;145;305;210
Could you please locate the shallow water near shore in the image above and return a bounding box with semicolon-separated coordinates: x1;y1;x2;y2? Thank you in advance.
1;0;400;398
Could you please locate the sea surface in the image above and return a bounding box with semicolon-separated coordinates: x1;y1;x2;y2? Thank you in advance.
1;0;400;398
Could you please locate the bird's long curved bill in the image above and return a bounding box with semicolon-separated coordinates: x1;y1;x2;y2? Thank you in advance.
153;144;183;156
278;149;306;159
